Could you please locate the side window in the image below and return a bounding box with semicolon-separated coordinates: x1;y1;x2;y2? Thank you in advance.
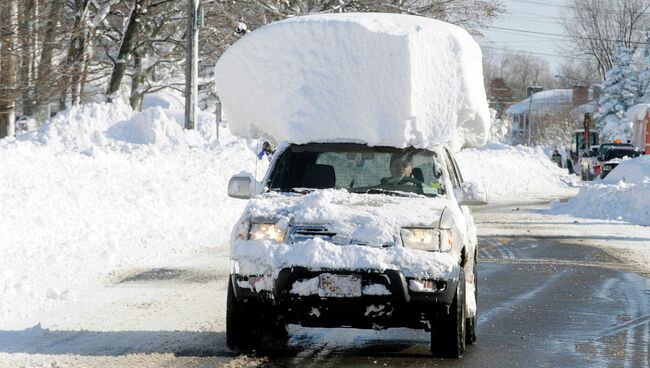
451;155;464;184
444;149;461;189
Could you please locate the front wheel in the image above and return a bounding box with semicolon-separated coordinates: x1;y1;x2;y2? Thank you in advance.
227;278;262;351
465;258;477;344
431;268;466;358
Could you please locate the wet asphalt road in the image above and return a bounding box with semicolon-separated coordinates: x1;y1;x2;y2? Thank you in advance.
257;218;650;367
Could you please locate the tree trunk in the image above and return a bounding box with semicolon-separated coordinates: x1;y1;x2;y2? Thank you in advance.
0;0;19;139
19;0;36;116
34;0;65;120
129;50;145;111
107;0;146;102
65;0;91;106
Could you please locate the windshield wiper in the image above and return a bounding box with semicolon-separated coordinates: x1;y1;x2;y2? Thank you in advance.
353;188;412;197
287;187;316;194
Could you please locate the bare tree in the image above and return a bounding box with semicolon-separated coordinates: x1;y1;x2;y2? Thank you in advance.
495;51;555;100
531;106;580;147
34;0;66;120
561;0;650;80
106;0;148;102
0;0;19;138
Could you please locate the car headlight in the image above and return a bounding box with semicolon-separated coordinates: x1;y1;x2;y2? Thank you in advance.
249;223;286;242
400;228;453;252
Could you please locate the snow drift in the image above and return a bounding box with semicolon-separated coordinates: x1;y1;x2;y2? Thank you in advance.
552;156;650;225
214;13;490;151
0;96;262;328
456;143;578;201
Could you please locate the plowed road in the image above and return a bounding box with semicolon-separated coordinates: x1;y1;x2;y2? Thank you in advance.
1;203;649;367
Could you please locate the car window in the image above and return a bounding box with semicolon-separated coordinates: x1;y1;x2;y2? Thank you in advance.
605;149;639;160
443;149;461;189
267;144;446;197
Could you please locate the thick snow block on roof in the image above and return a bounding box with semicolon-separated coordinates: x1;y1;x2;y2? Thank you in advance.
215;13;490;150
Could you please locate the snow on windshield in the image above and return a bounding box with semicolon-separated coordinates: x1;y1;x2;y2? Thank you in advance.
215;13;490;151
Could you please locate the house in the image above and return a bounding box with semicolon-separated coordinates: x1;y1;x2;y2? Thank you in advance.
506;85;600;144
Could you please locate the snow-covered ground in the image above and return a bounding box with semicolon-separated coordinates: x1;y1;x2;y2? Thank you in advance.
0;99;264;329
551;155;650;226
456;143;579;203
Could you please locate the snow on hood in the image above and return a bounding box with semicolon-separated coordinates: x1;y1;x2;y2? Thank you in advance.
215;13;490;151
231;189;458;281
244;189;447;244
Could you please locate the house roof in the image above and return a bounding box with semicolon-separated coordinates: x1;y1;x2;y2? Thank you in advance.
506;89;573;115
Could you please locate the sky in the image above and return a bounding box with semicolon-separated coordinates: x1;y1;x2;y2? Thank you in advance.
480;0;569;71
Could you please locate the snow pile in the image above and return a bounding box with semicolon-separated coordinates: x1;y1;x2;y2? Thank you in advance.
27;101;209;151
551;156;650;225
0;96;261;328
455;143;578;201
215;13;490;151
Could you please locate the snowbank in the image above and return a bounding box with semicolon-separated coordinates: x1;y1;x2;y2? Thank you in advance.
551;156;650;225
0;96;262;328
455;143;578;202
215;13;490;151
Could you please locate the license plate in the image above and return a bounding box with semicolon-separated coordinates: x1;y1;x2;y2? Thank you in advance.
318;273;362;297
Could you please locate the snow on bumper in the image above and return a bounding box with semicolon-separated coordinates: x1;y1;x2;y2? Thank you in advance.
230;237;459;293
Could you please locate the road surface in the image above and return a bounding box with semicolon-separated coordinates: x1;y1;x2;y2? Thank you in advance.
1;203;649;367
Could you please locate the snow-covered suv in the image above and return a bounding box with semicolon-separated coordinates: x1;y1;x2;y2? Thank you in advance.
227;142;487;358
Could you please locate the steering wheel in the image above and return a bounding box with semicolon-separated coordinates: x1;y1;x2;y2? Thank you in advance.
397;176;424;187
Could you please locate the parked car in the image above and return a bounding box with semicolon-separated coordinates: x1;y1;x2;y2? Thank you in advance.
599;147;641;179
581;142;635;181
227;143;487;358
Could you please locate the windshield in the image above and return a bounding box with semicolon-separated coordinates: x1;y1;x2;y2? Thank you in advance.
604;149;639;160
267;143;445;197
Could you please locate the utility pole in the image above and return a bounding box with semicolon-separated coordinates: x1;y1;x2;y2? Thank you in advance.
185;0;199;130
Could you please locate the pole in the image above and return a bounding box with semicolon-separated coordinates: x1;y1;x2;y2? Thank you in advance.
184;0;199;130
527;94;533;145
215;97;221;140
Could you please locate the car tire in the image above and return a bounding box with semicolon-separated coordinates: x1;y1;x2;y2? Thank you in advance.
431;268;466;358
227;278;261;351
227;278;289;352
465;258;477;345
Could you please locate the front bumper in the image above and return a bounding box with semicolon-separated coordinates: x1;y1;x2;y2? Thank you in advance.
231;267;458;330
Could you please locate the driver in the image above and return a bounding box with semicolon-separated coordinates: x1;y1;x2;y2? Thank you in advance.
380;152;421;186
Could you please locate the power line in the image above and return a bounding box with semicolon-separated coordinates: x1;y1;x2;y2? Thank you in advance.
486;25;650;45
511;0;650;15
481;45;593;61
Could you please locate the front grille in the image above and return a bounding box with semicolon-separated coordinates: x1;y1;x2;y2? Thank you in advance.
287;225;337;243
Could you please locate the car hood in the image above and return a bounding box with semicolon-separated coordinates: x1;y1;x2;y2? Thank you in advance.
242;189;450;246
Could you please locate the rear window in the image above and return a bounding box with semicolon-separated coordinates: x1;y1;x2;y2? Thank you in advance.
604;149;639;160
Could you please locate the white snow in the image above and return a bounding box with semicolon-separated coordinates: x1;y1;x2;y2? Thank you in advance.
551;156;650;226
626;103;650;122
455;143;578;202
0;94;261;328
214;13;490;151
362;284;391;296
290;277;320;296
506;89;573;115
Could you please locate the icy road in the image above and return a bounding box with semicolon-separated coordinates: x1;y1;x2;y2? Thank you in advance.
1;202;649;368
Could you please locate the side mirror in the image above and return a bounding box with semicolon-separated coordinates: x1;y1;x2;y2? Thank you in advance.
228;172;255;199
456;181;488;206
